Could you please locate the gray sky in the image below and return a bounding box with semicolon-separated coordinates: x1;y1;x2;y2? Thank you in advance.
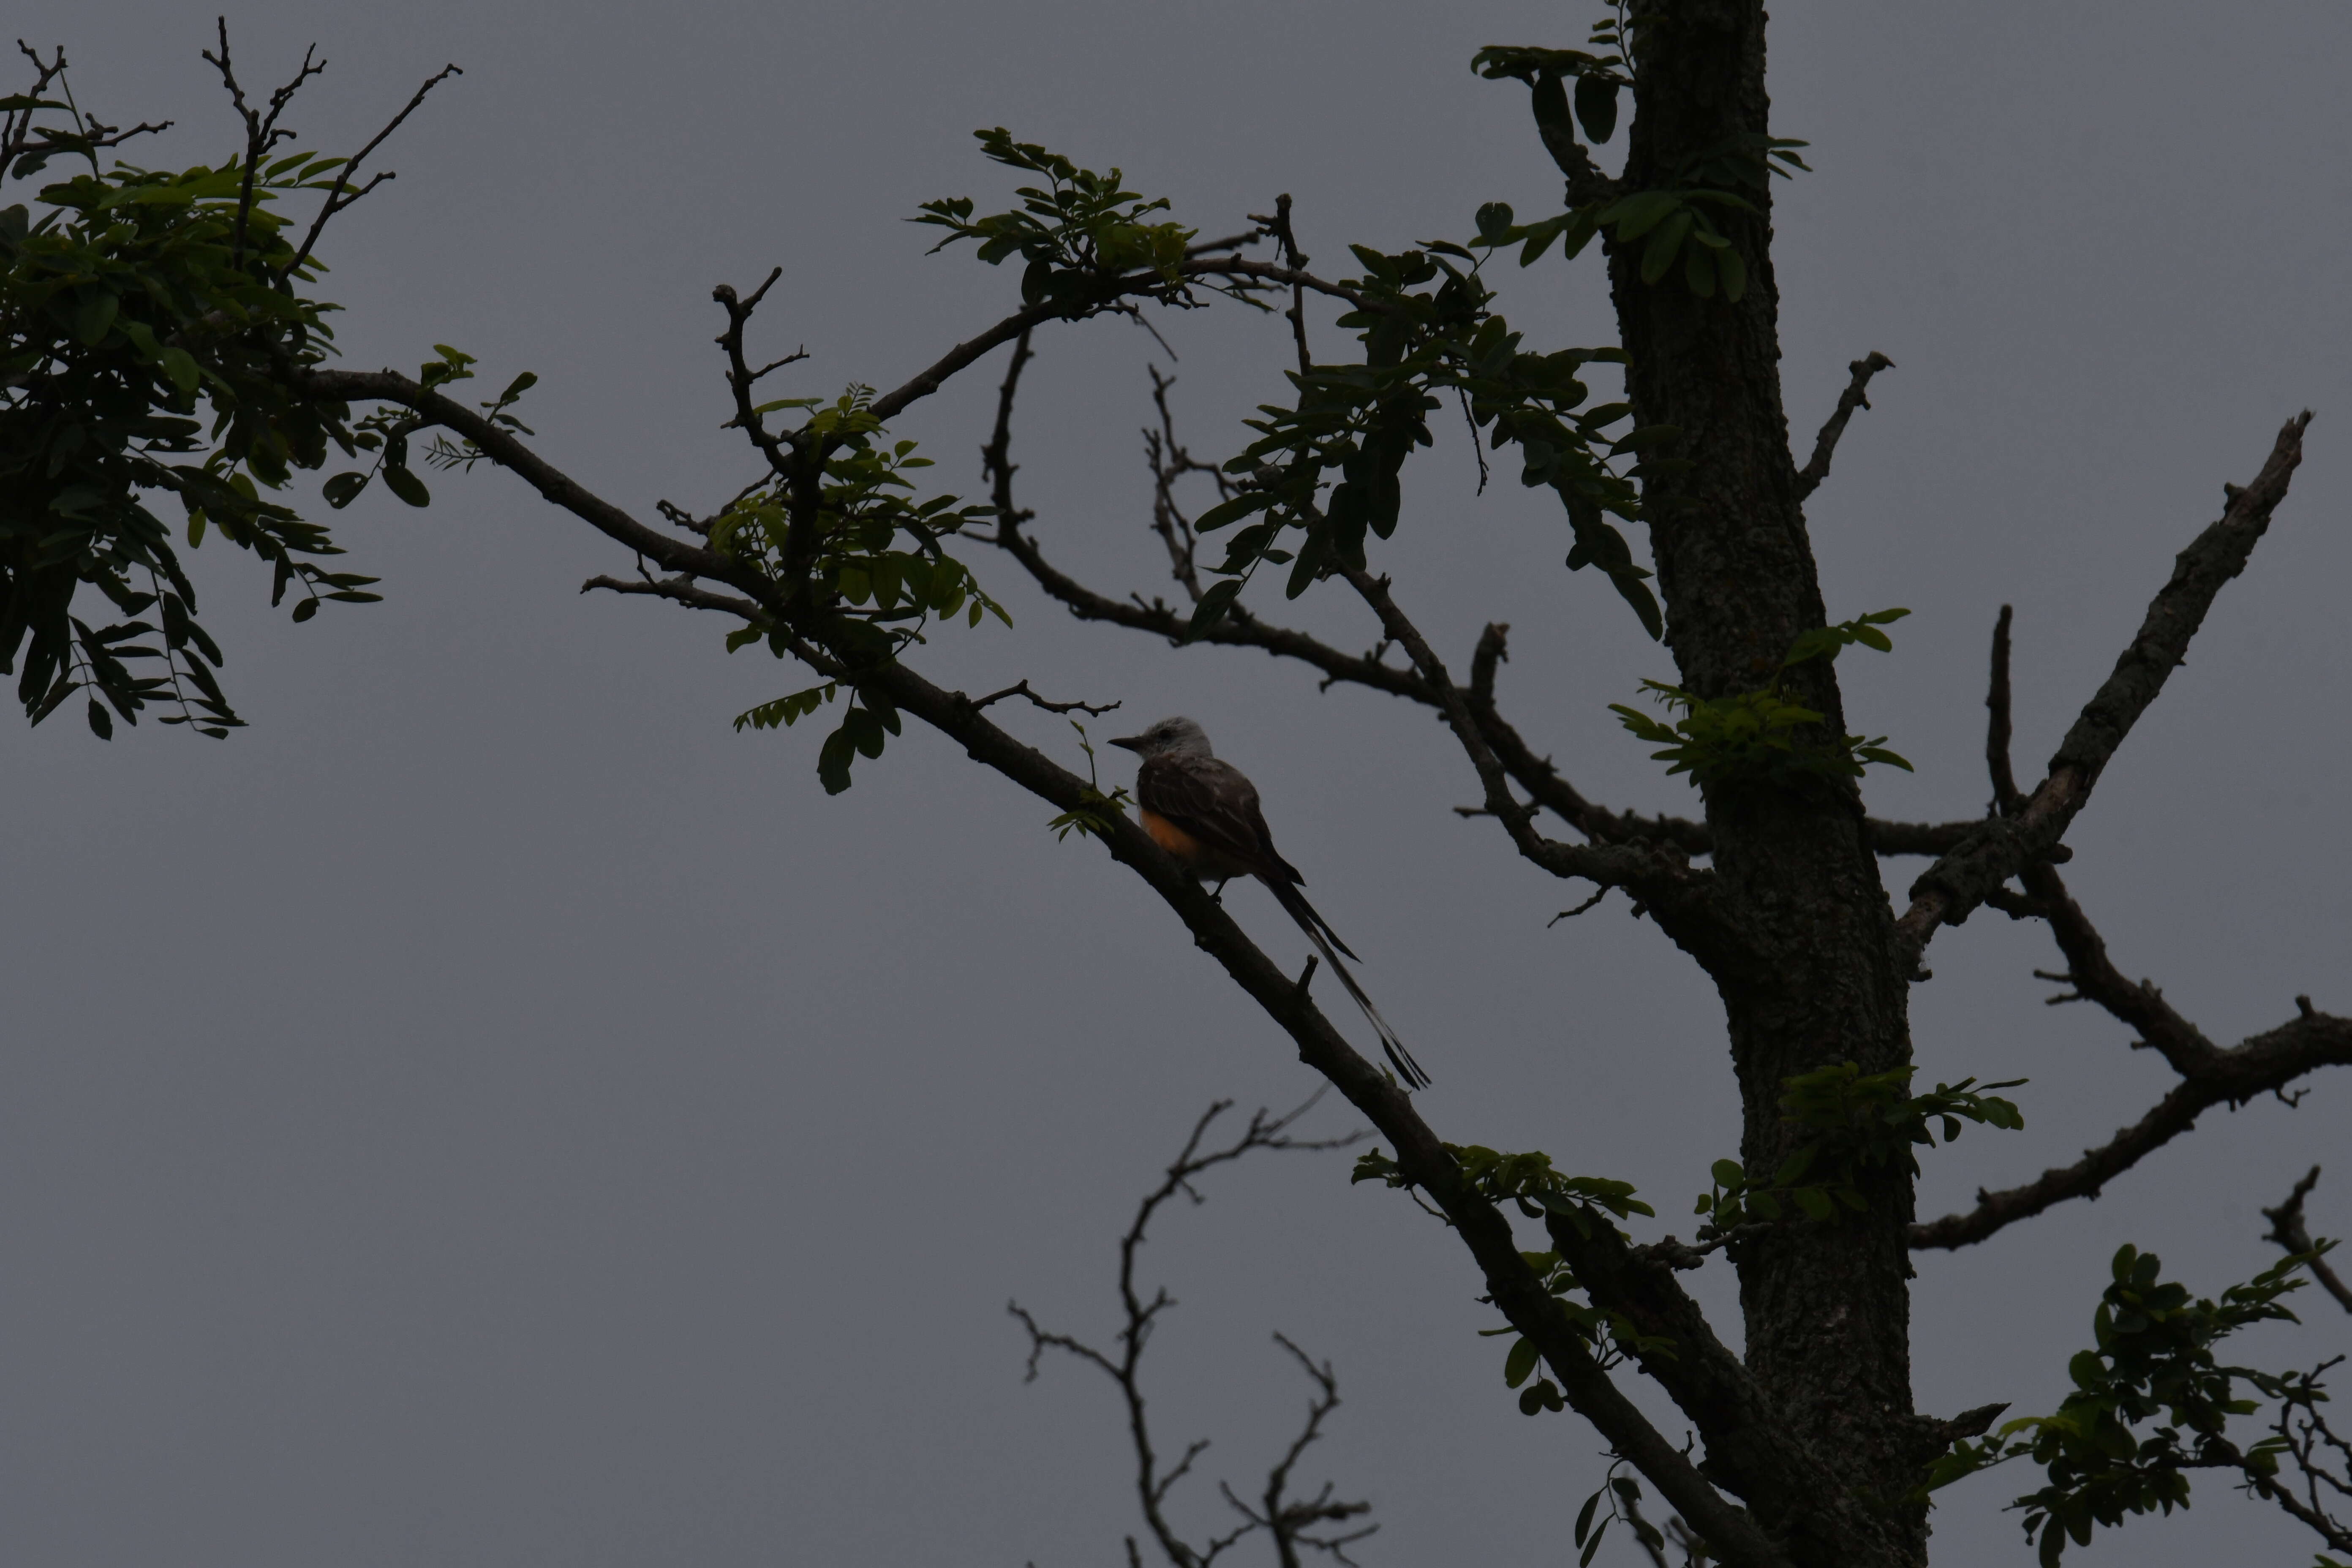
6;4;2347;1564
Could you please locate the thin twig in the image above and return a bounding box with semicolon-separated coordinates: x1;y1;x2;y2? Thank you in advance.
968;679;1121;718
2264;1168;2352;1314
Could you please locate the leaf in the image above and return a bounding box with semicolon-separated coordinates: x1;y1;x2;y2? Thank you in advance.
381;465;431;507
1573;74;1619;144
87;697;113;740
1573;1489;1601;1547
1719;245;1748;302
158;346;200;395
1503;1335;1541;1388
818;727;857;794
322;472;369;509
1711;1158;1745;1188
1192;490;1274;533
1184;578;1241;641
1641;208;1694;285
291;597;319;623
75;289;119;346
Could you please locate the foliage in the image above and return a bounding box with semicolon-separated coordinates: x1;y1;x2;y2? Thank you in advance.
1923;1244;2326;1566
1040;720;1134;842
1356;1142;1666;1418
718;387;1007;792
914;128;1195;307
0;64;394;738
1697;1062;2025;1229
1611;608;1915;787
1197;237;1665;641
1473;27;1810;304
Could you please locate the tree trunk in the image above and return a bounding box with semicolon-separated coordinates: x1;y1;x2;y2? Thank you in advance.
1610;4;1925;1556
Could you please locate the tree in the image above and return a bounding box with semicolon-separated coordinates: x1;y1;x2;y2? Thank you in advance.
7;12;2346;1568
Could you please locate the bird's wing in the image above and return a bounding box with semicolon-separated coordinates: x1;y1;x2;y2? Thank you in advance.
1138;755;1295;878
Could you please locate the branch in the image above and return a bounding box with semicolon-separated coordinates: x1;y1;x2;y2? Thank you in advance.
1337;570;1761;981
580;572;765;622
711;269;796;476
326;358;1857;1567
1910;1003;2352;1249
278;57;463;281
1540;1210;1914;1566
1792;352;1894;502
969;678;1120;718
1984;603;2024;816
2263;1168;2352;1315
1010;1100;1368;1568
1895;411;2314;962
0;43;172;191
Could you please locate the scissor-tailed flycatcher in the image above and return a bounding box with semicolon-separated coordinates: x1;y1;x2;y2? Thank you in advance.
1109;716;1431;1090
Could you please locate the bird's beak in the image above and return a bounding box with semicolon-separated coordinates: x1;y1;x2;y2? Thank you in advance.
1108;734;1146;754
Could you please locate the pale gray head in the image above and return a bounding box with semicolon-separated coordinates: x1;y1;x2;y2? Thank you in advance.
1108;715;1214;760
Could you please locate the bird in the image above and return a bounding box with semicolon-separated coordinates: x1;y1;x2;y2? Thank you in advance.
1108;716;1430;1090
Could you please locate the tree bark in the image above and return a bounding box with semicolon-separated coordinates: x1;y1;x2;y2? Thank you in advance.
1609;5;1925;1556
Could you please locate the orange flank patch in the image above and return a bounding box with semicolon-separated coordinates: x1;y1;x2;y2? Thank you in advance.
1140;807;1204;862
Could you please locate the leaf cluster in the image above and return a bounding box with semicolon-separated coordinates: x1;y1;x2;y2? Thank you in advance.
1696;1061;2025;1230
1924;1244;2325;1566
913;128;1195;308
720;389;1006;793
1610;609;1914;788
2;98;387;738
1355;1142;1666;1415
1195;237;1663;640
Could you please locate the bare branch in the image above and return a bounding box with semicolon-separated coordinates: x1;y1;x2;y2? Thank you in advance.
711;270;795;476
580;573;764;621
1337;569;1760;981
1792;352;1893;502
1009;1100;1366;1568
278;57;463;281
1895;411;2314;962
1985;603;2024;816
0;43;172;191
1911;1005;2352;1250
969;679;1121;718
2263;1168;2352;1315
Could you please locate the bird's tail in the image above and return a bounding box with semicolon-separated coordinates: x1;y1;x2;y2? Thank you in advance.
1263;877;1432;1091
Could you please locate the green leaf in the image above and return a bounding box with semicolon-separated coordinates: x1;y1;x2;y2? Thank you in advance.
381;465;431;507
1710;1159;1745;1188
1503;1335;1541;1388
158;346;200;394
290;597;318;623
1641;209;1694;285
1573;1489;1601;1547
322;472;369;509
1719;245;1748;302
1192;490;1275;533
87;697;114;739
1573;74;1619;144
75;289;120;346
1184;578;1241;641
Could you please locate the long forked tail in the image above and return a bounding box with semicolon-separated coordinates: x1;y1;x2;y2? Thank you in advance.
1262;877;1432;1091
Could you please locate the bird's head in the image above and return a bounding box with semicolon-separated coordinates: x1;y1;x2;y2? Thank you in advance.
1109;715;1213;760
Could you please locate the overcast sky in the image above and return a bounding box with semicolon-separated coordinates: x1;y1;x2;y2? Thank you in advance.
7;4;2348;1565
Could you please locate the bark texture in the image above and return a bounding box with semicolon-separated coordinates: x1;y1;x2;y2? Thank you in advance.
1609;4;1925;1554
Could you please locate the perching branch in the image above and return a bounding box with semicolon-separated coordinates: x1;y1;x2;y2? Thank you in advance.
1792;352;1893;502
1895;411;2314;962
